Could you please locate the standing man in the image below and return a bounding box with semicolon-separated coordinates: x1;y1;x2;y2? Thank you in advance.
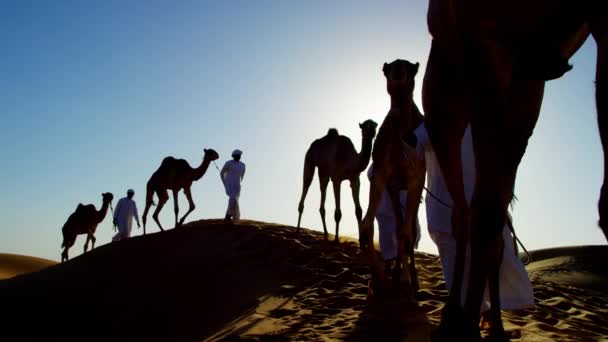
112;189;140;241
221;149;246;223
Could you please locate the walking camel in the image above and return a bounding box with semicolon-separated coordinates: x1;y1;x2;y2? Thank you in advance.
142;148;219;234
61;192;114;262
360;59;426;300
423;0;608;340
297;119;378;244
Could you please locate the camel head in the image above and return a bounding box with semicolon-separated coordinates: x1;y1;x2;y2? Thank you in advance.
359;119;378;140
203;148;220;161
383;59;419;99
102;192;114;204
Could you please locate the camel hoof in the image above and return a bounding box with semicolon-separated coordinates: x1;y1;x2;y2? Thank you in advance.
333;238;340;245
432;303;480;342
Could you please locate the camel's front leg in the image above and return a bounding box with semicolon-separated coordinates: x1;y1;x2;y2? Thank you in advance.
404;164;425;295
423;40;471;341
362;167;390;291
350;177;363;229
61;247;69;263
592;21;608;241
173;189;180;228
332;180;342;244
388;186;412;300
179;187;196;226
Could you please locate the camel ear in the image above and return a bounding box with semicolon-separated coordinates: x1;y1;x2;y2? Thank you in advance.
204;148;208;153
411;62;419;76
383;63;390;77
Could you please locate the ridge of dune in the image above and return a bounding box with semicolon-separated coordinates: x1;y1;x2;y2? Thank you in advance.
0;220;607;341
0;253;57;280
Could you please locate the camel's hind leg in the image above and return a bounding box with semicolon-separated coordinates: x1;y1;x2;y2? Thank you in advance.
318;175;330;240
152;189;169;232
297;152;315;232
332;179;342;244
142;181;155;235
591;12;608;241
179;187;196;226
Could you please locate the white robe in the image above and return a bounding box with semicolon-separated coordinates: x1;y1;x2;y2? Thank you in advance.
221;160;246;220
367;164;421;261
415;123;534;311
112;197;140;241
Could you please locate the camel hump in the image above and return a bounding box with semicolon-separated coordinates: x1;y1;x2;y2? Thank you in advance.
327;128;339;138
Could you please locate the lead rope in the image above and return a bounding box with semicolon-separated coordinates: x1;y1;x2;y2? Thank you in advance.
110;202;116;232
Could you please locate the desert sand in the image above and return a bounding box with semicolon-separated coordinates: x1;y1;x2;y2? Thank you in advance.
0;253;57;280
0;220;606;341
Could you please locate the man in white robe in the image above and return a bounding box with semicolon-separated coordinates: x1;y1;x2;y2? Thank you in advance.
221;149;246;223
413;123;534;316
112;189;140;241
366;164;421;263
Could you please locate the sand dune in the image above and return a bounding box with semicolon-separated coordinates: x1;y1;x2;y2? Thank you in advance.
0;220;606;341
0;253;56;280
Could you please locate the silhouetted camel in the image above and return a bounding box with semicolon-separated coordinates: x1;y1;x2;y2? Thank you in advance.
61;192;114;262
142;148;219;234
423;1;607;340
360;59;425;300
297;120;378;244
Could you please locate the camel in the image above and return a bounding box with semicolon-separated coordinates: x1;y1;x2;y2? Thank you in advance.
360;59;426;300
61;192;114;262
423;1;608;340
142;148;219;234
296;119;378;244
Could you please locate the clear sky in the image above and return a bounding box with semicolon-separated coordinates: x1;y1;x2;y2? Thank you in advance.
1;1;604;262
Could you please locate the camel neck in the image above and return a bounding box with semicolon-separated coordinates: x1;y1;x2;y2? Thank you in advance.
357;134;374;172
390;96;413;111
193;159;212;181
97;201;111;223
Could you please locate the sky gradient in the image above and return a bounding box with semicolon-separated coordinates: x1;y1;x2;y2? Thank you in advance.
1;1;604;262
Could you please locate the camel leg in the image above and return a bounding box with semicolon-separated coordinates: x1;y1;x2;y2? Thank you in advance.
405;169;425;295
318;175;330;240
361;165;390;287
350;177;363;242
142;182;155;235
423;40;471;340
297;154;315;233
332;180;342;244
462;30;545;339
61;246;69;263
388;185;412;299
84;234;90;253
179;187;196;226
152;190;169;232
591;17;608;241
173;189;180;228
90;231;96;250
486;227;505;339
